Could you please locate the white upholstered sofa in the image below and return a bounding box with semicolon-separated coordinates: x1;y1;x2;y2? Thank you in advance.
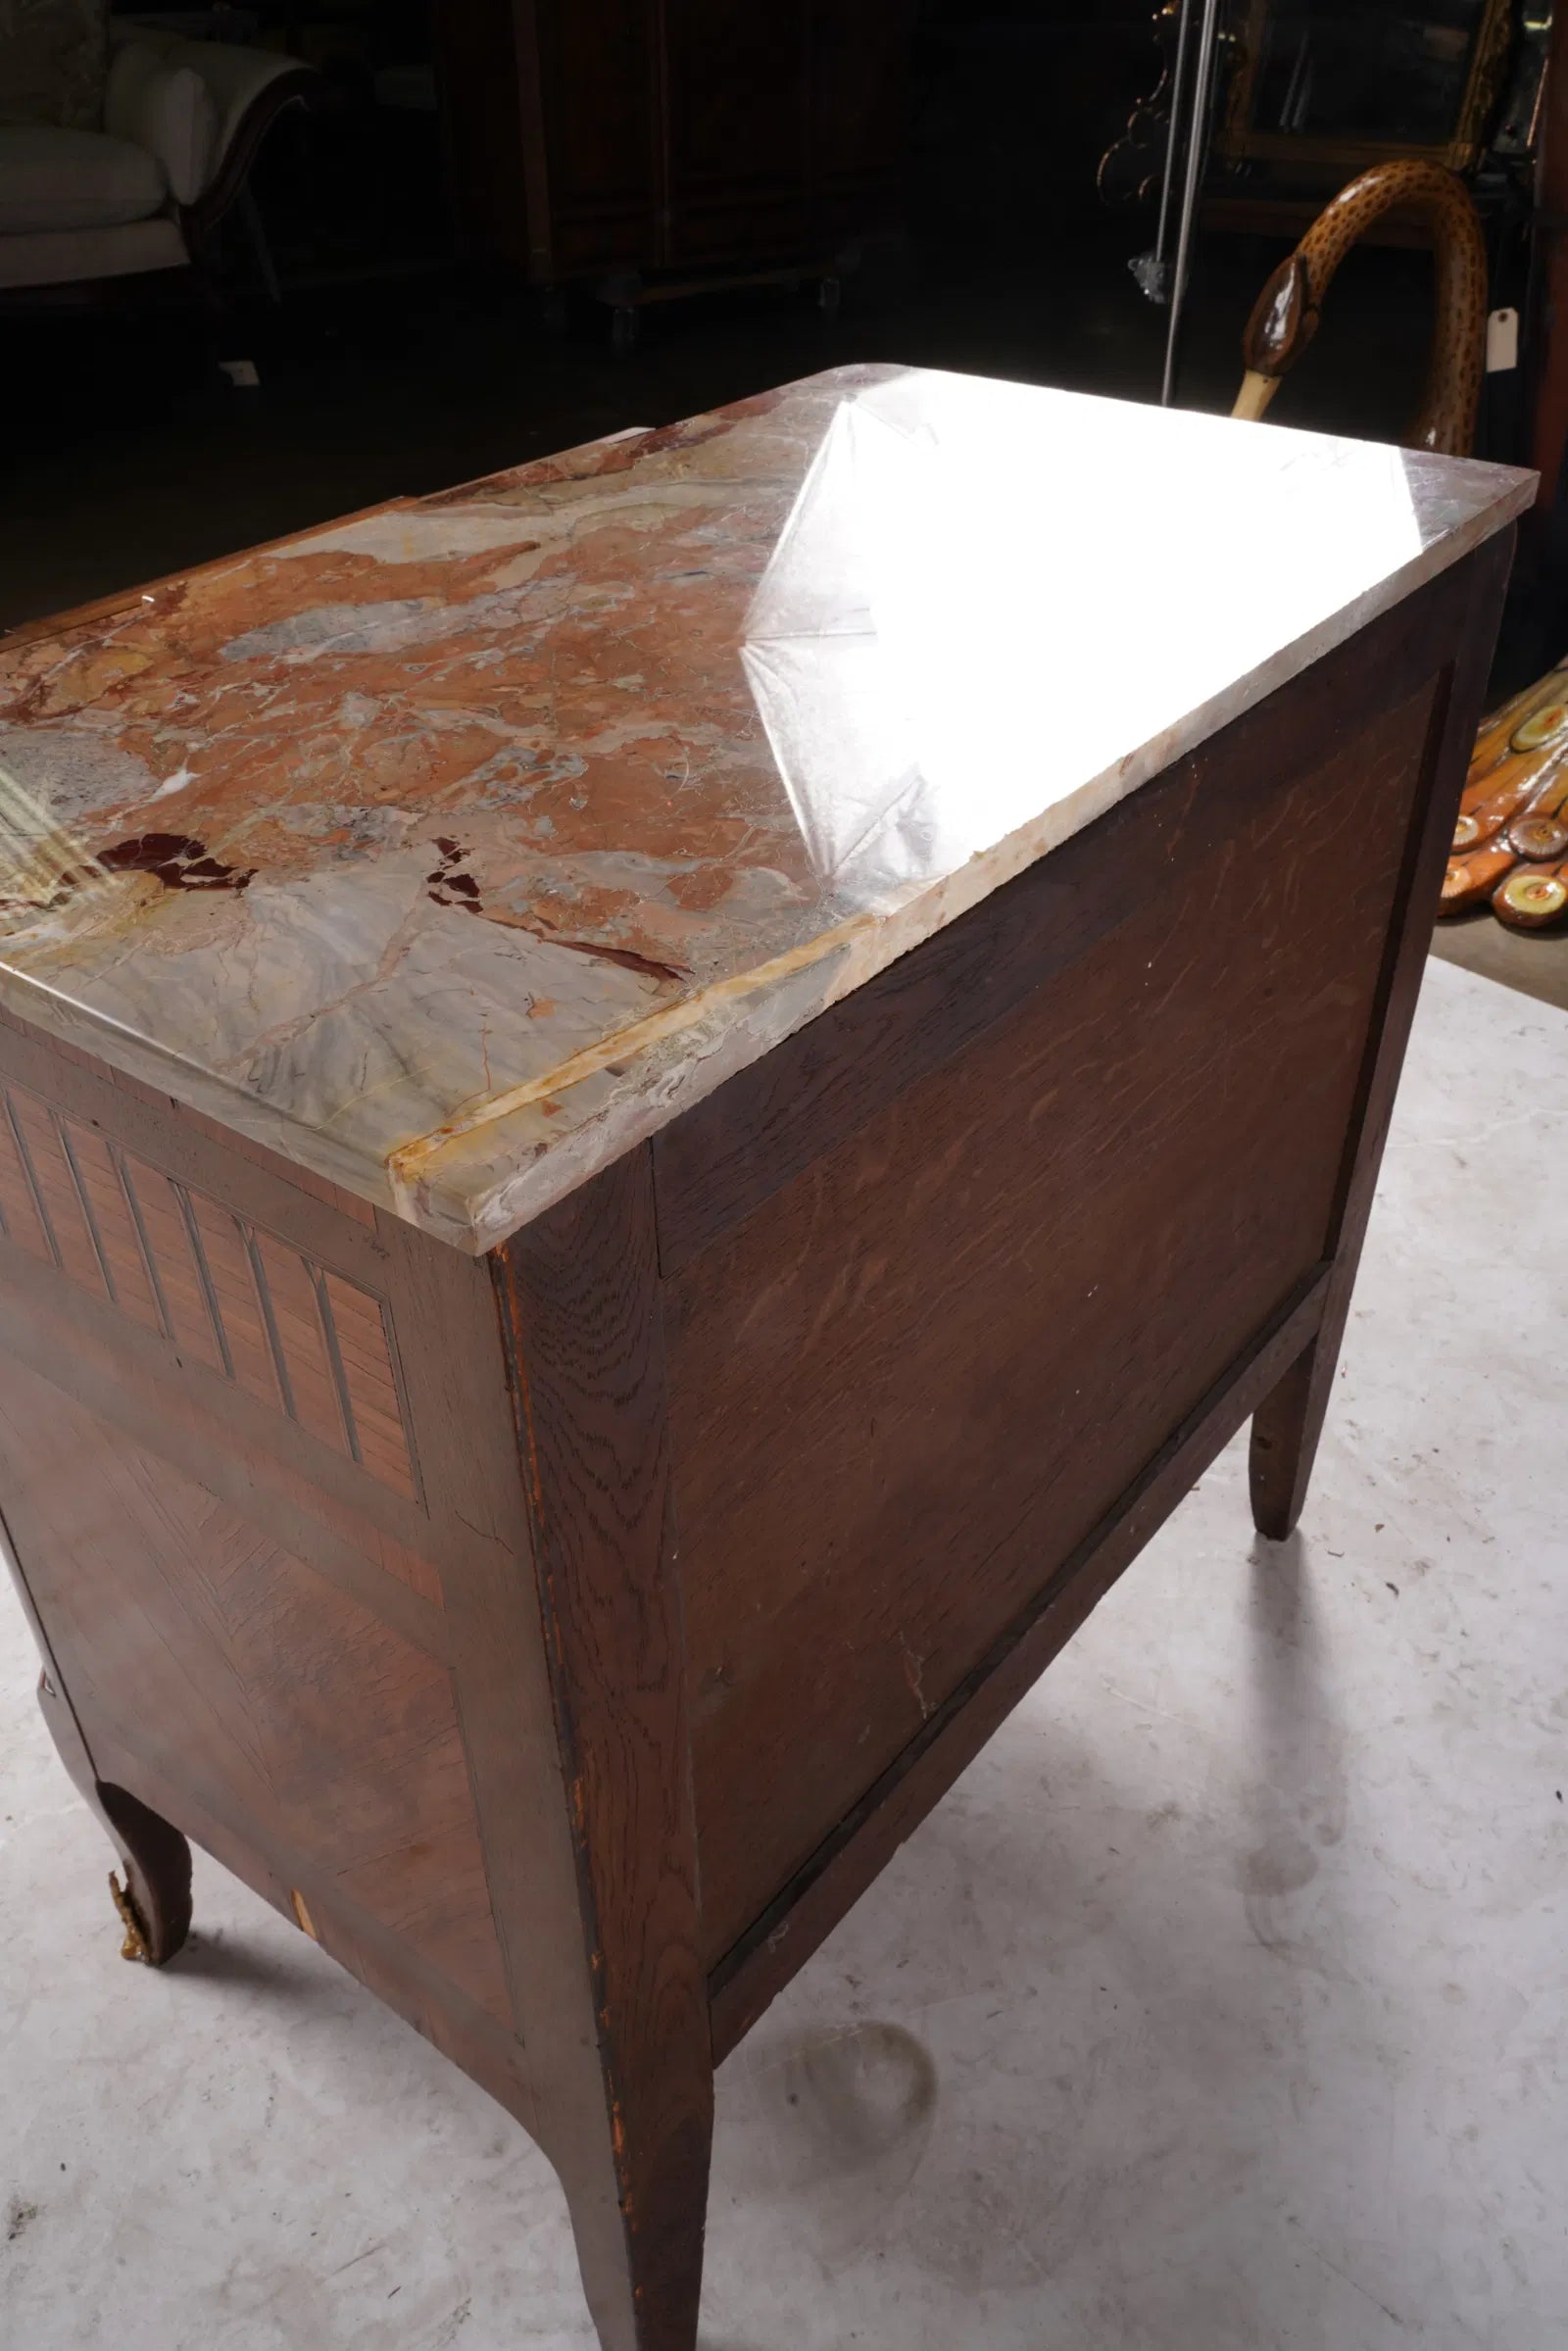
0;6;312;292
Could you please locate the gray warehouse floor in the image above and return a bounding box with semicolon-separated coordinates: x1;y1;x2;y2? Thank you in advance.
2;955;1564;2351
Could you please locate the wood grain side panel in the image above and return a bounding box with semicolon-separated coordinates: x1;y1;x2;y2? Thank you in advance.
710;1271;1330;2056
667;667;1445;1967
86;1718;548;2144
0;1349;512;2028
83;1720;548;2149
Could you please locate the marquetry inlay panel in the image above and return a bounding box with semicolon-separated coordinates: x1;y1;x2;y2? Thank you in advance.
0;1352;506;2021
0;1081;419;1502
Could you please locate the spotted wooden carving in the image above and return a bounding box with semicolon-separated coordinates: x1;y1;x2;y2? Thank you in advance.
0;1081;420;1502
1238;160;1487;457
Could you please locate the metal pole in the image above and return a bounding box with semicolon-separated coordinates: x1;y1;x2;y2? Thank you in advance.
1160;0;1225;406
1151;0;1199;289
1129;0;1199;304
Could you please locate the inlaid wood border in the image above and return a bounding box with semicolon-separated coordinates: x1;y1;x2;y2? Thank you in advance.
0;1071;420;1501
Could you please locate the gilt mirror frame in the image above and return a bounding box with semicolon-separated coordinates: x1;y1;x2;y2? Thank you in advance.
1217;0;1518;177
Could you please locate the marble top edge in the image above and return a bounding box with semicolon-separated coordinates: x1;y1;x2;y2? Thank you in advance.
0;367;1533;1252
383;498;1532;1250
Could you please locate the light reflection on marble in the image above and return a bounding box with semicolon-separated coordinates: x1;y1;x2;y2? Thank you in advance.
0;367;1533;1249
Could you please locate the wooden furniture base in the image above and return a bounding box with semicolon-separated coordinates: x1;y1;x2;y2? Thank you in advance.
0;534;1508;2349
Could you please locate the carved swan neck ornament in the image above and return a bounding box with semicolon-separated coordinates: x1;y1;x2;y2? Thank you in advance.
1233;160;1488;459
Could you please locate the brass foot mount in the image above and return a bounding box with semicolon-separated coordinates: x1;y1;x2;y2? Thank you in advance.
109;1870;151;1965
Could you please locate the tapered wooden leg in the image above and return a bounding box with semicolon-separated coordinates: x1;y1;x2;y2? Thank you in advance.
495;1149;715;2351
1252;538;1515;1543
560;2082;713;2351
1250;1337;1330;1541
36;1668;192;1965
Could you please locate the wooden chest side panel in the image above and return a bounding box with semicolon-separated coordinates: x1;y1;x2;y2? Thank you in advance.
0;1348;512;2026
667;670;1443;1968
0;1017;564;2063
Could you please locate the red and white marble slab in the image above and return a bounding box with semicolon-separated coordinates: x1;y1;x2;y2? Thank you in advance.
0;367;1532;1249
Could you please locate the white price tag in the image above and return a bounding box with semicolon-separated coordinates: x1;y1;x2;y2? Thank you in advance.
1486;308;1520;374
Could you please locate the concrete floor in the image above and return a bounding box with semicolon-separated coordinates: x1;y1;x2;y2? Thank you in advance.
1;954;1564;2350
